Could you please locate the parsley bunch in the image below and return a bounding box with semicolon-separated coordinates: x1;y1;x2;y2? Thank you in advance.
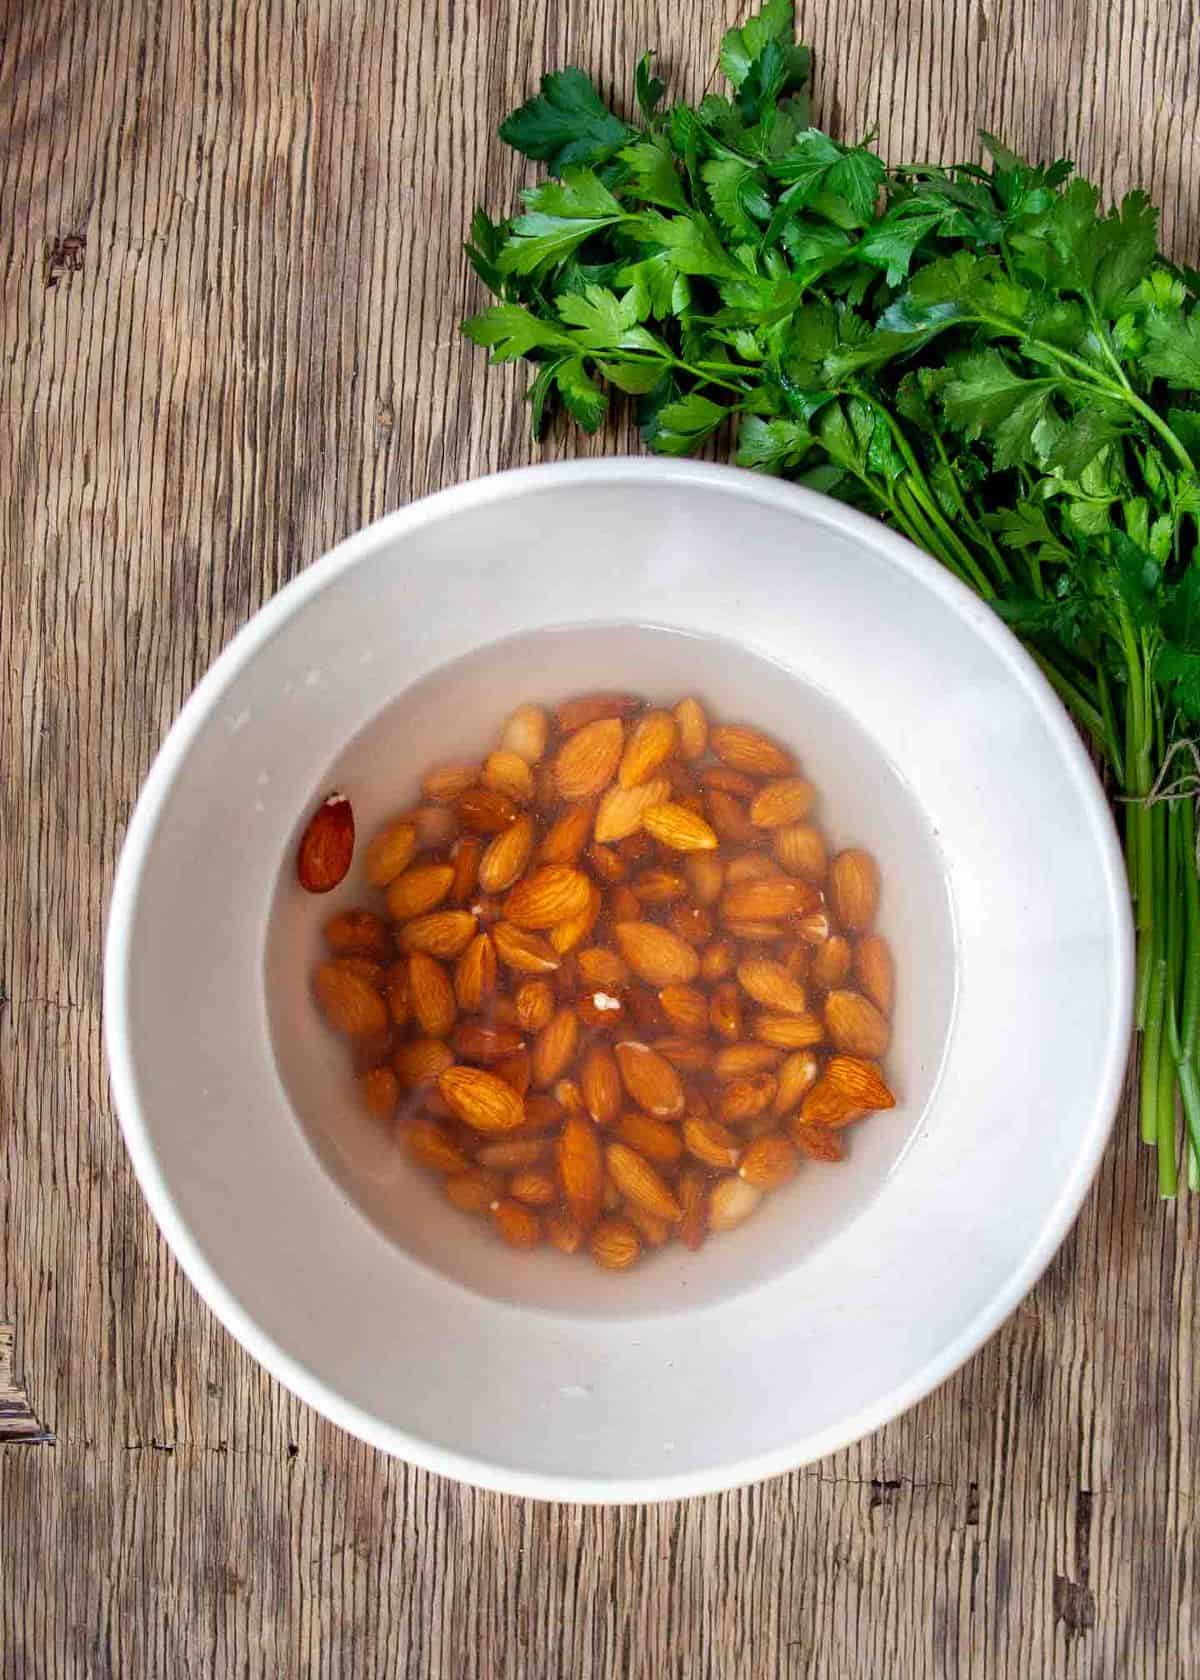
462;1;1200;1195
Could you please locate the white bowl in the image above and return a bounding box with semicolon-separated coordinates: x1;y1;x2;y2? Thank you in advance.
104;459;1132;1501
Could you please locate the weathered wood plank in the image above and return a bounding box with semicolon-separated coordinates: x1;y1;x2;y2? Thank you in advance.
2;1;1199;1674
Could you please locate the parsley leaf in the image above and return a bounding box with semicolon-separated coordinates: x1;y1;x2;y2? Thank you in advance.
499;69;635;172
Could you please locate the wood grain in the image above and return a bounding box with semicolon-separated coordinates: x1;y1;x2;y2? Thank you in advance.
2;1;1199;1673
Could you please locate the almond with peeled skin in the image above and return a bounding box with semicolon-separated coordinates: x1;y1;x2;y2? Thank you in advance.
500;703;549;764
503;865;593;930
593;776;671;844
438;1065;526;1134
313;960;388;1038
478;813;535;894
750;778;815;829
801;1055;895;1125
614;921;700;987
829;848;880;932
298;794;355;893
385;863;455;922
614;1041;685;1118
492;921;561;975
618;710;678;788
555;718;624;800
710;725;793;777
642;803;719;853
825;990;890;1057
673;696;708;760
707;1175;763;1231
736;958;808;1015
606;1142;681;1222
557;1113;604;1228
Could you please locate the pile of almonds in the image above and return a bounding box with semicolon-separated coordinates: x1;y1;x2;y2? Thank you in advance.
298;692;896;1271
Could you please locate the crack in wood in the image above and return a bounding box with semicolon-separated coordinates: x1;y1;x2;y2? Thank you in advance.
0;1324;54;1445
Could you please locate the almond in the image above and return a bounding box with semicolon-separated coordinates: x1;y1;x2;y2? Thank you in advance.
643;803;719;853
700;938;735;983
492;921;561;975
448;836;482;906
707;1175;763;1231
478;813;536;894
548;880;601;954
724;919;788;943
422;763;478;803
631;865;687;905
739;1132;797;1189
385;863;455;921
477;1139;546;1173
658;984;709;1037
555;717;624;800
324;909;392;959
359;1065;399;1120
397;909;477;959
800;1055;896;1125
593;776;671;844
606;1142;681;1222
703;788;759;844
710;724;793;777
557;1113;605;1228
614;1041;685;1118
789;1121;846;1161
682;1114;742;1169
496;702;547;763
854;934;894;1015
393;1037;454;1087
713;1042;783;1081
483;749;535;804
708;981;743;1042
736;958;808;1015
515;978;556;1033
753;1012;824;1050
614;921;700;987
609;883;642;923
614;1110;684;1165
720;876;817;922
773;823;828;882
362;818;418;888
444;1167;504;1214
556;692;641;732
403;1116;470;1174
811;935;853;989
750;778;815;829
494;1048;532;1096
673;696;709;760
313;960;388;1038
684;851;724;906
454;931;496;1013
580;1044;622;1126
521;1093;566;1132
575;988;628;1028
792;909;832;946
725;853;782;884
407;952;457;1038
650;1035;713;1072
509;1166;558;1207
531;1006;580;1087
333;955;384;984
829;848;880;932
546;1210;584;1254
773;1050;821;1116
539;800;597;864
589;1216;641;1270
624;1202;671;1247
438;1065;526;1134
825;990;890;1057
451;1021;525;1064
457;787;519;835
719;1073;779;1125
491;1199;543;1249
677;1168;708;1250
409;805;458;849
503;865;592;930
587;842;627;883
553;1078;584;1116
701;765;759;798
577;946;629;989
669;904;714;948
297;794;355;892
618;710;678;788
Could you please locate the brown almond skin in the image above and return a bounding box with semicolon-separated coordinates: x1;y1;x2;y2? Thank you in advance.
491;1199;543;1249
438;1065;526;1134
298;795;355;892
605;1142;682;1223
614;921;700;987
739;1132;797;1189
503;865;593;930
824;990;890;1058
710;725;793;777
324;909;392;960
456;787;519;835
313;960;388;1038
589;1216;642;1270
614;1041;685;1119
557;1114;605;1229
614;1110;684;1165
531;1006;580;1088
364;819;418;888
478;815;535;895
854;934;895;1015
554;718;624;800
618;710;678;788
386;863;455;922
580;1044;622;1126
829;848;880;932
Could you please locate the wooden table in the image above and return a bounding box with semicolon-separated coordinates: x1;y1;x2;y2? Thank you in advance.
3;2;1198;1672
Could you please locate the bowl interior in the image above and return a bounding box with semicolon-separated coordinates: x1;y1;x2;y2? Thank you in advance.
108;463;1130;1497
266;623;956;1317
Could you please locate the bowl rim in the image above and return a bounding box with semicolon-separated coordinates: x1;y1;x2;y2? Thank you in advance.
104;456;1134;1502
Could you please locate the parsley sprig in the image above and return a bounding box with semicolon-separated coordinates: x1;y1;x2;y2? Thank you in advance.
463;1;1200;1195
